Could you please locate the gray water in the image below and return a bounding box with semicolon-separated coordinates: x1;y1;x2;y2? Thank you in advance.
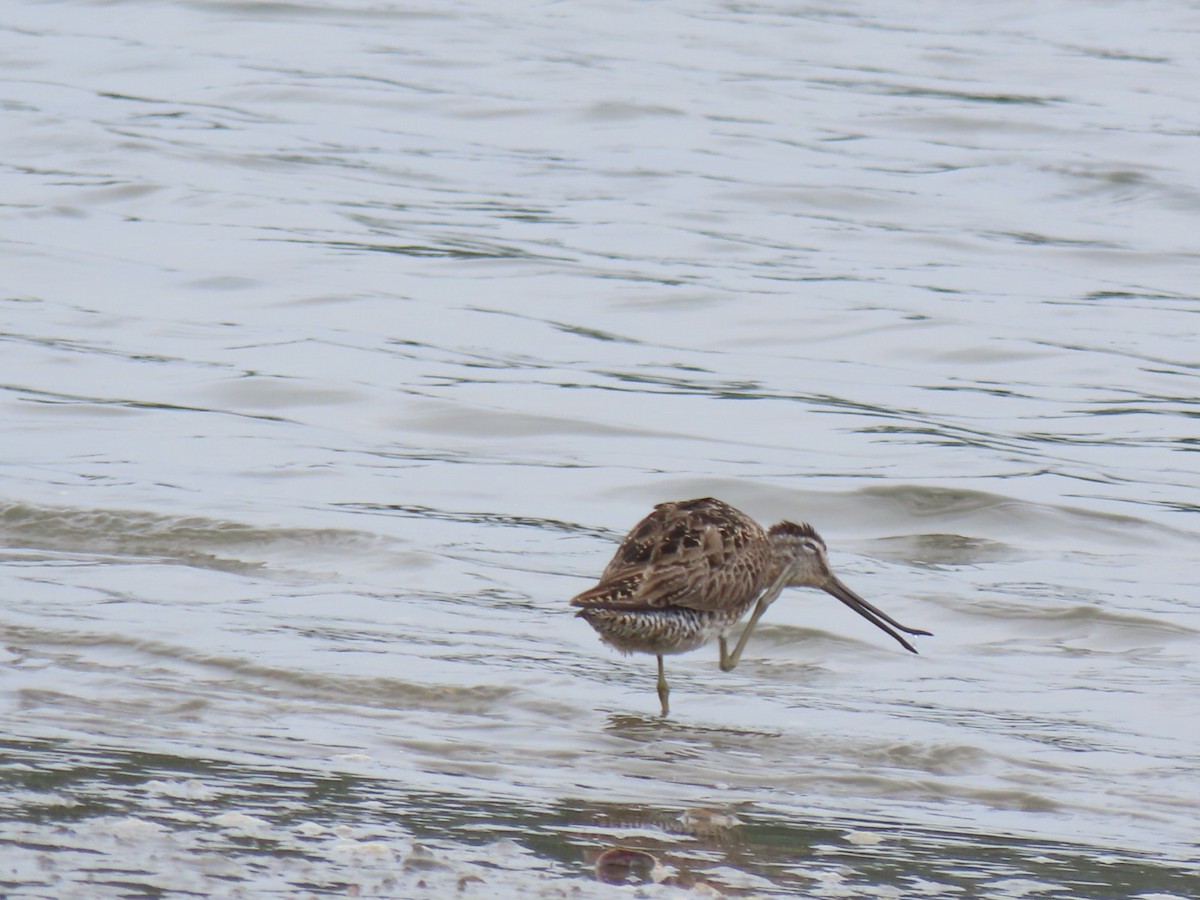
3;0;1199;896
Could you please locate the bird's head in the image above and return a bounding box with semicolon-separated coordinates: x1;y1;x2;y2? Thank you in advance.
766;520;930;653
767;521;832;588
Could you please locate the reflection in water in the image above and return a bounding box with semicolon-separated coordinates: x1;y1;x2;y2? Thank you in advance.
604;712;782;742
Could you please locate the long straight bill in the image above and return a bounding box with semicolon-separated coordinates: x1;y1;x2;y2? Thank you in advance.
823;577;932;654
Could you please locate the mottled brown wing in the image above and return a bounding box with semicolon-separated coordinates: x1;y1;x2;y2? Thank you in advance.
570;498;771;613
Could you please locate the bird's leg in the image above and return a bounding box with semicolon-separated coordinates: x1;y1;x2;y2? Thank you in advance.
656;655;670;716
722;576;788;672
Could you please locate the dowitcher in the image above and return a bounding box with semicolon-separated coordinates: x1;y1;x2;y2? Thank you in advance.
571;497;930;715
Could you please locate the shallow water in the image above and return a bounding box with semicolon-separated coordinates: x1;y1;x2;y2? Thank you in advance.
3;0;1200;896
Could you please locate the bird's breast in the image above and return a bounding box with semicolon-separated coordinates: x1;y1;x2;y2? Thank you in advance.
576;606;747;656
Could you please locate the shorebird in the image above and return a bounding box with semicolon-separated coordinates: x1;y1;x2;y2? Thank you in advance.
571;497;930;715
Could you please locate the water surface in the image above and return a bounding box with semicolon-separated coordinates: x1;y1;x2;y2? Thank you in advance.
2;0;1199;895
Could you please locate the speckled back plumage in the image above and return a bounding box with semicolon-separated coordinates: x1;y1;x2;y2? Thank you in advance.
570;497;774;615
